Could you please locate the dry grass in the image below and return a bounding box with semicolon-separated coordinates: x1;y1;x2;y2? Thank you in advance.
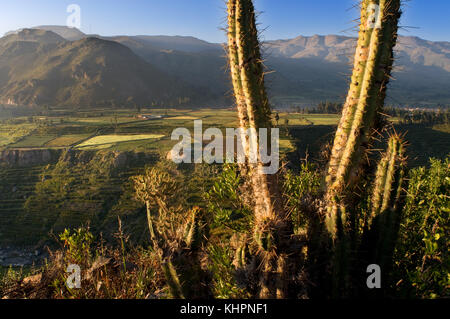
1;233;166;299
76;134;165;148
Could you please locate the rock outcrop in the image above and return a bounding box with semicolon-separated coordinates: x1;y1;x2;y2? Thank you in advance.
0;149;60;167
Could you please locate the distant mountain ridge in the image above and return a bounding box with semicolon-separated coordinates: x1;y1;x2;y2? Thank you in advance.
1;25;450;108
4;25;85;41
0;29;212;107
267;34;450;72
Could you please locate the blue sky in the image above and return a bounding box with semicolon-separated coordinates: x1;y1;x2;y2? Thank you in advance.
1;0;449;42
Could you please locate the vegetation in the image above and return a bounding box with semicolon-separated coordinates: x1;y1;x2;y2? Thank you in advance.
394;158;449;298
76;134;165;149
0;30;211;108
0;0;449;300
2;156;447;299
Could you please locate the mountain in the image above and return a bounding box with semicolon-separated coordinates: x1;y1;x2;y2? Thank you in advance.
31;25;86;41
263;34;450;105
0;29;214;107
106;35;229;97
1;26;450;108
108;33;450;107
4;25;86;41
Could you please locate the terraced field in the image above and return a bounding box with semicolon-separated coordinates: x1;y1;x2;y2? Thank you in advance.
44;134;91;147
0;166;45;243
0;149;159;246
8;135;57;148
0;108;448;249
0;123;37;147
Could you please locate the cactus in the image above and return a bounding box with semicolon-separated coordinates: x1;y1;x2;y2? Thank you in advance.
369;137;405;265
227;0;292;298
134;165;211;298
227;0;279;219
224;0;405;299
325;0;402;238
369;135;406;228
161;260;185;299
321;0;402;298
353;135;406;296
226;0;404;299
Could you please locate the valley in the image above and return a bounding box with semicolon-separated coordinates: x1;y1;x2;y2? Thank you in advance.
0;107;448;265
0;0;448;300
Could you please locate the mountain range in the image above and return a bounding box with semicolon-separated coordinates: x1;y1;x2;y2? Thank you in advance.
1;26;450;108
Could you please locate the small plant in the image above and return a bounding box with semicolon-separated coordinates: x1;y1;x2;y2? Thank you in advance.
207;243;250;299
206;164;252;233
133;162;211;298
0;266;26;296
59;227;94;266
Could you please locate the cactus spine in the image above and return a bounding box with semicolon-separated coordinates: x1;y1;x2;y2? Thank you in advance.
227;0;291;298
227;0;250;168
135;167;210;298
368;135;405;264
369;135;405;227
225;0;406;298
357;135;406;296
325;0;402;238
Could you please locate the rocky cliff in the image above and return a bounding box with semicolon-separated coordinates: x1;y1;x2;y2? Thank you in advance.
0;149;61;167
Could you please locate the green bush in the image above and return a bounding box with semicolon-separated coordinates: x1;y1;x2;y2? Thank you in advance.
394;157;450;298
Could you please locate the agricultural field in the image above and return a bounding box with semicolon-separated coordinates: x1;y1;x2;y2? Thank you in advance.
8;134;57;148
44;134;91;147
76;134;165;150
0;108;448;166
0;123;37;147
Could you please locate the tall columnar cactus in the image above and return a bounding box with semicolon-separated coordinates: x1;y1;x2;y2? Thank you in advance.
369;135;405;228
353;135;406;296
227;0;291;298
225;0;406;299
227;0;250;170
325;0;402;238
367;136;405;263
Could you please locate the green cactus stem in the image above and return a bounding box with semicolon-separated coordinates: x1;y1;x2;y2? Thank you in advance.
227;0;250;172
227;0;292;298
369;135;405;227
357;135;406;296
325;0;402;238
367;135;406;263
161;261;185;299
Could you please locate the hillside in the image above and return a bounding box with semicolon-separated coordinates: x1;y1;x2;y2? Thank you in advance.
1;26;450;107
264;34;450;106
0;29;214;108
110;32;450;107
5;25;86;41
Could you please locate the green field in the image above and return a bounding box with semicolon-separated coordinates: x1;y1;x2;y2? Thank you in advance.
44;134;91;147
0;123;37;147
0;107;448;250
0;109;448;165
9;135;57;148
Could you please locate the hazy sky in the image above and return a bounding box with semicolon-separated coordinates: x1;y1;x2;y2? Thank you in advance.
1;0;449;42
